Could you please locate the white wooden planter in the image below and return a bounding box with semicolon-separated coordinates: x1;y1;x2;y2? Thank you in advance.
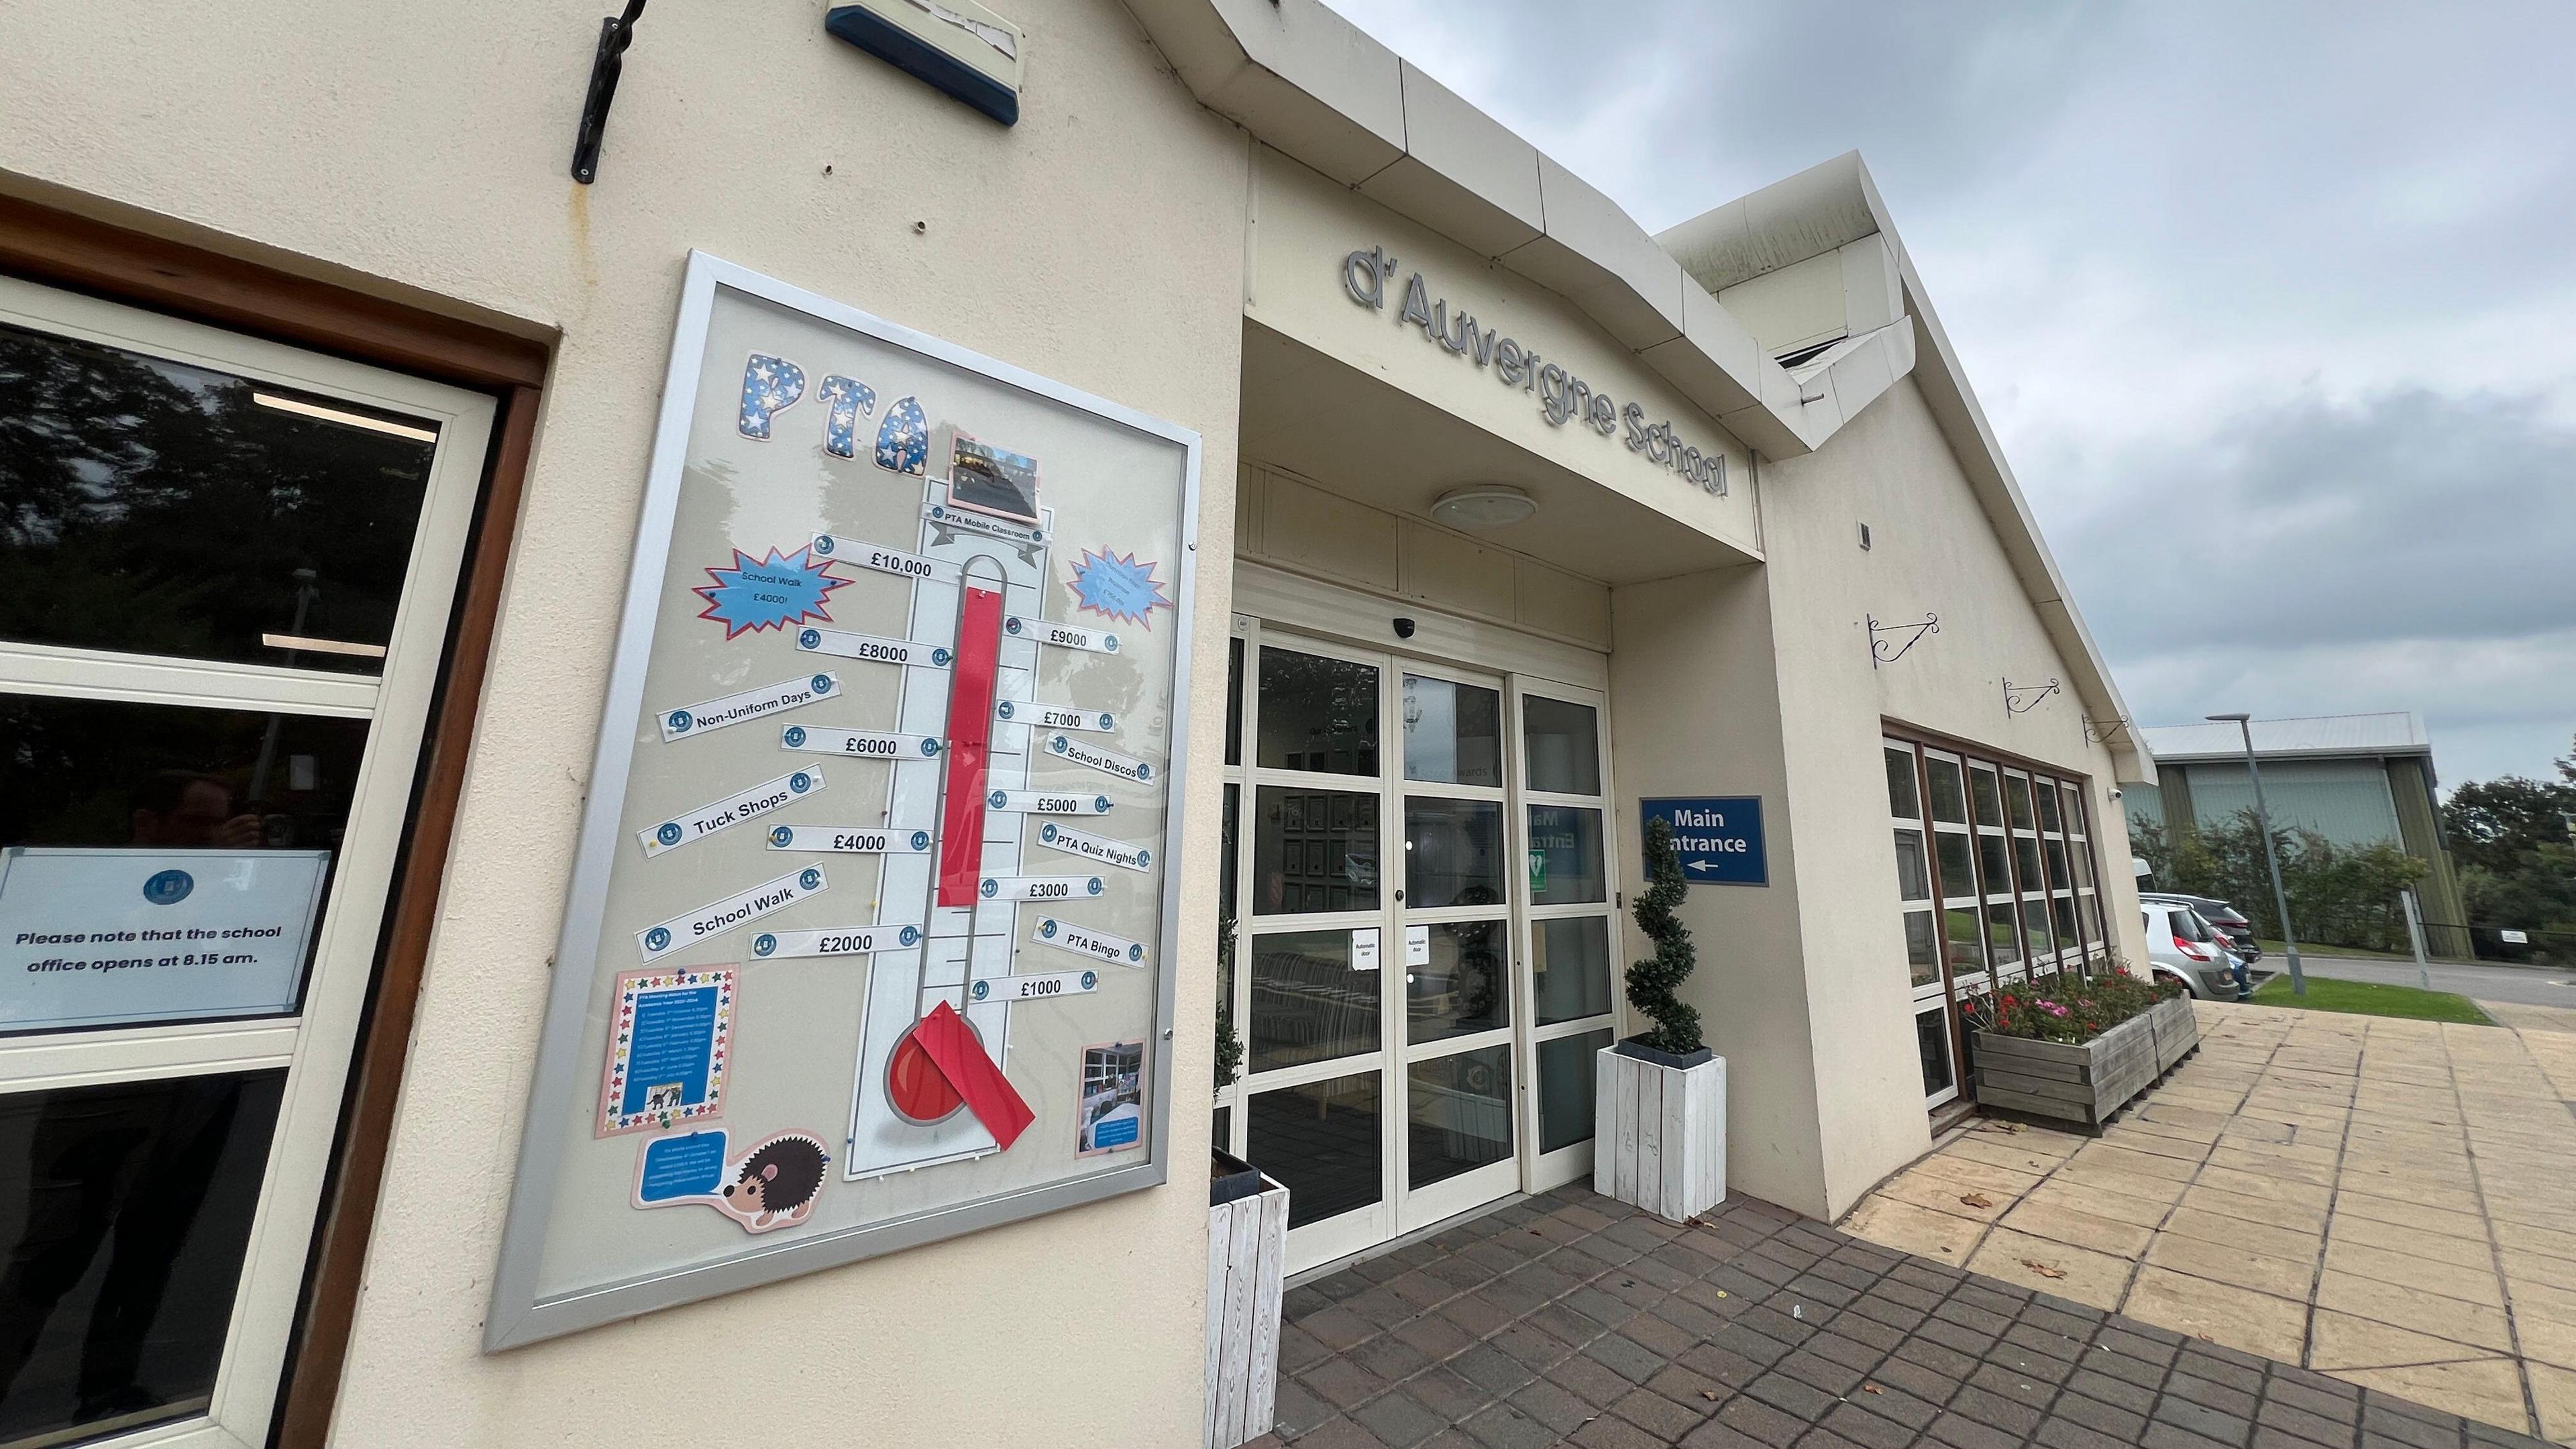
1594;1047;1726;1223
1203;1172;1288;1449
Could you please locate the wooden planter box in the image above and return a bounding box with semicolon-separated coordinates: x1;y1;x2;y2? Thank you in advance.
1972;996;2198;1128
1203;1171;1288;1448
1594;1048;1726;1224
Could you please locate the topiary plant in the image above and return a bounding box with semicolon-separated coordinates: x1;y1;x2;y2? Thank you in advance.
1627;816;1704;1056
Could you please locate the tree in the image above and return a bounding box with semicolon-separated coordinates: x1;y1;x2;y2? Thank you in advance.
1626;818;1703;1056
2443;767;2576;879
2445;732;2576;962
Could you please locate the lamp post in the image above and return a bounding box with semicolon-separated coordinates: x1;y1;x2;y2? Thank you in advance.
2209;712;2304;996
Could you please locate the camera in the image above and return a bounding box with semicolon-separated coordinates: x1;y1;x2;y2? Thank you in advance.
1393;617;1416;639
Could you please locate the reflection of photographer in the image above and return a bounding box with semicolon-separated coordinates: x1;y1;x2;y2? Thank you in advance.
127;771;260;849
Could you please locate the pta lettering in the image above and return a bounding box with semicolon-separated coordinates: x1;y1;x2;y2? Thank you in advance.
1343;245;1728;498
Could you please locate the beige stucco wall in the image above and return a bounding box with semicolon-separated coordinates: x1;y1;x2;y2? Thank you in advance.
1762;376;2149;1218
1611;376;2147;1222
0;1;1248;1444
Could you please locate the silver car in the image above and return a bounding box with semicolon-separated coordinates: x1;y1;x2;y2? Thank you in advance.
2140;899;2249;1000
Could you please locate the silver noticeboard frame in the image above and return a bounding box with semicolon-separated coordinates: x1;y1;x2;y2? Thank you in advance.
482;252;1199;1349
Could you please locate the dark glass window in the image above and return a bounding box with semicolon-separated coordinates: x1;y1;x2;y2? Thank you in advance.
1401;676;1501;787
1256;649;1378;776
1407;1047;1511;1189
1;694;370;1033
1538;1029;1613;1153
0;1071;286;1445
1251;788;1378;916
1249;1073;1381;1229
1223;637;1244;768
0;322;439;674
1530;917;1611;1025
1403;798;1505;909
1246;930;1379;1071
1406;921;1507;1042
1521;696;1601;796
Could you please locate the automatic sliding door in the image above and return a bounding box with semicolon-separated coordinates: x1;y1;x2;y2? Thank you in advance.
1395;667;1515;1228
1233;634;1397;1265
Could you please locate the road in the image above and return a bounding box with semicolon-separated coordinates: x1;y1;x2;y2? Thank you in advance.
2270;950;2576;1008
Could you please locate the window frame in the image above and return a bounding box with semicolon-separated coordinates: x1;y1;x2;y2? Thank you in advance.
0;273;498;1449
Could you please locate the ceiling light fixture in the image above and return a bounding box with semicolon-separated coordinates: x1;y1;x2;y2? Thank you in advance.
1429;485;1536;531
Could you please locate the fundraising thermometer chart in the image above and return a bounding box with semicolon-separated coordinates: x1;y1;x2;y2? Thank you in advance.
488;255;1197;1347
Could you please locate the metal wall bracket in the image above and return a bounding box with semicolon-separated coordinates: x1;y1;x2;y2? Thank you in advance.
2084;717;2133;746
2004;677;2061;716
1868;612;1938;669
570;0;647;184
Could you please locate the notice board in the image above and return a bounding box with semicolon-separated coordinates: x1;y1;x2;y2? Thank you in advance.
486;254;1197;1346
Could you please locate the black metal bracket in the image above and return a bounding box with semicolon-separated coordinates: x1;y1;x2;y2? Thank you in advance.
1868;612;1938;669
2004;677;2061;716
570;0;647;184
2084;717;2133;746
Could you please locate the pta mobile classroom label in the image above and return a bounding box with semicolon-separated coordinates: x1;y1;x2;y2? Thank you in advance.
1636;796;1768;887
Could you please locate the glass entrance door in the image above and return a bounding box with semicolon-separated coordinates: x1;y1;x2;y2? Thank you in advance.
1214;619;1618;1272
1393;665;1515;1228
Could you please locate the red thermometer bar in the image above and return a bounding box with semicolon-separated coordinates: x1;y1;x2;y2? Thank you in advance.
936;584;1007;907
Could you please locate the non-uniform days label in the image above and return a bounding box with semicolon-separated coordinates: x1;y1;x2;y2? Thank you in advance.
987;790;1112;816
810;533;955;583
1003;616;1118;654
1046;733;1153;784
658;674;839;742
750;924;923;960
638;867;824;961
780;724;943;761
1032;822;1152;873
994;700;1114;733
1030;917;1148;968
767;825;934;855
638;767;824;858
968;969;1098;1004
978;874;1105;902
794;627;953;669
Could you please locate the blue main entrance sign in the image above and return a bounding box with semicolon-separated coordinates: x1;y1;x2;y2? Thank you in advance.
1638;797;1767;886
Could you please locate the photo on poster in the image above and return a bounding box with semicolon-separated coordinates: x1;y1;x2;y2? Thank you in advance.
632;1127;831;1234
945;430;1041;526
1076;1039;1145;1156
598;967;735;1136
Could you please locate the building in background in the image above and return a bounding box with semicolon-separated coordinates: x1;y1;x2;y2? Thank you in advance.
2124;712;2468;953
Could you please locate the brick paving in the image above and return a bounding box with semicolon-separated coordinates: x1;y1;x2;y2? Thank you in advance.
1251;1183;2551;1448
1842;1001;2576;1442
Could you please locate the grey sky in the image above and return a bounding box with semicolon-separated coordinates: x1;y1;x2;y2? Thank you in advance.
1324;0;2576;788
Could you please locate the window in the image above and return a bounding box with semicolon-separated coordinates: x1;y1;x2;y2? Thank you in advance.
1883;733;2111;1108
0;276;492;1448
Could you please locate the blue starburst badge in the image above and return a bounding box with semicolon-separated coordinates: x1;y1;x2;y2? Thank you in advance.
694;545;847;639
1069;548;1173;626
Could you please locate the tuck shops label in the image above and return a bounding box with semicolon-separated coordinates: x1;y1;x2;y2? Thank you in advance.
1342;244;1729;498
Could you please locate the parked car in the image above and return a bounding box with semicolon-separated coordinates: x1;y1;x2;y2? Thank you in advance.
2141;899;2251;1000
2141;892;2261;961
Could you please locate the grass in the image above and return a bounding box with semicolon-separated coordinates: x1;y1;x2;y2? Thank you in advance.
2248;974;2491;1024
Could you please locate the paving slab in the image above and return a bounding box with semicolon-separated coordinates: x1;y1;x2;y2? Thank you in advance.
1837;1000;2576;1444
1256;1182;2551;1448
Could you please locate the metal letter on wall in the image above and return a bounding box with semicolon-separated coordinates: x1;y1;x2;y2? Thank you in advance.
484;253;1199;1348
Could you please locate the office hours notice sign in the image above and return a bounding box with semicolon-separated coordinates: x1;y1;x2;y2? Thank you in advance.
486;255;1199;1348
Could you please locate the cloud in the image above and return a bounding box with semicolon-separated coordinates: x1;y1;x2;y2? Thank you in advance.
1324;0;2576;783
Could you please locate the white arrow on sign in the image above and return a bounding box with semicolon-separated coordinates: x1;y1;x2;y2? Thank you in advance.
1686;860;1721;873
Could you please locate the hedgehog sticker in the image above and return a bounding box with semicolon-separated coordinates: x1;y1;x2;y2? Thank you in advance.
632;1128;830;1234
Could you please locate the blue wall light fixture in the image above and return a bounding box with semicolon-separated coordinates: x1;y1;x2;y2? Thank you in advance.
826;1;1025;127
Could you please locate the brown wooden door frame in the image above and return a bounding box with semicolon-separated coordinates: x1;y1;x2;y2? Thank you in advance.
0;192;548;1448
